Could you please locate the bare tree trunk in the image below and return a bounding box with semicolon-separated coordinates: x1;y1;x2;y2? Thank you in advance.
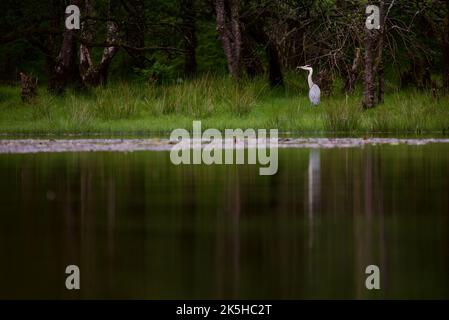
344;48;361;93
79;0;96;83
181;0;197;76
48;2;79;93
363;1;386;109
47;0;84;94
48;27;83;94
79;0;120;87
95;18;120;84
216;0;242;78
363;27;376;109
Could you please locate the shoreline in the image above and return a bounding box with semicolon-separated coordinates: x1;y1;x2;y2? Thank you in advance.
1;137;449;154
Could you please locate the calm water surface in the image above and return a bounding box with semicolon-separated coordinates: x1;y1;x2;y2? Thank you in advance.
0;144;448;299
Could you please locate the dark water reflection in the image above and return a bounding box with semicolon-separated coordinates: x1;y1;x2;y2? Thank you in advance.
0;145;449;299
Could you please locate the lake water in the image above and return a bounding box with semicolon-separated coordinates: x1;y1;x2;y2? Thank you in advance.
0;144;448;299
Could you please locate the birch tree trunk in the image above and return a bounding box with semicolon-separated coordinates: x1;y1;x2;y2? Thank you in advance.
79;0;120;87
216;0;242;78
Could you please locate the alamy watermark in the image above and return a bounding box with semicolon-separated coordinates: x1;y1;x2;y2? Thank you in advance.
365;265;380;290
169;121;278;176
366;5;380;30
65;265;80;290
65;5;80;30
65;3;380;31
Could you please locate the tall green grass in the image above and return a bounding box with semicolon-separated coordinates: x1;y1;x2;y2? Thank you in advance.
0;75;448;134
365;92;449;133
152;75;262;117
323;96;362;132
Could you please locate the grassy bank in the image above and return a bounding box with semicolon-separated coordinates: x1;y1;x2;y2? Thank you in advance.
1;75;448;135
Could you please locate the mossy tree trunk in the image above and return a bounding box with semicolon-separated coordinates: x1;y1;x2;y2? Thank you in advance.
363;1;386;109
79;0;119;87
216;0;242;78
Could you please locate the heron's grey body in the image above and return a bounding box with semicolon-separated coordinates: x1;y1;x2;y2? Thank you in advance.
298;65;321;106
309;84;321;106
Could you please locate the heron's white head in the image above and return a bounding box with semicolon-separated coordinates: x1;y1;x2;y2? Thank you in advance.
297;65;313;72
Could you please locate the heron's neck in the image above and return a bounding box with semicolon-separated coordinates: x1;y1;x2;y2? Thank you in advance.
307;70;314;89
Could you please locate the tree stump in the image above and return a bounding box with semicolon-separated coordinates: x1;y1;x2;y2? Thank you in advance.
19;72;38;103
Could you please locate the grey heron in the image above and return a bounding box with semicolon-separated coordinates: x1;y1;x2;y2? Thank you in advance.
297;65;321;106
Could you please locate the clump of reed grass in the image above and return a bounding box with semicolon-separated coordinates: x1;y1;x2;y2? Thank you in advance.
93;83;138;120
30;95;55;122
362;90;449;133
68;95;93;127
323;97;362;132
368;104;392;132
154;75;259;117
397;99;430;133
156;76;215;117
225;81;257;116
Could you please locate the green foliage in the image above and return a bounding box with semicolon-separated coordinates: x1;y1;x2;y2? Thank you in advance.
134;62;179;84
